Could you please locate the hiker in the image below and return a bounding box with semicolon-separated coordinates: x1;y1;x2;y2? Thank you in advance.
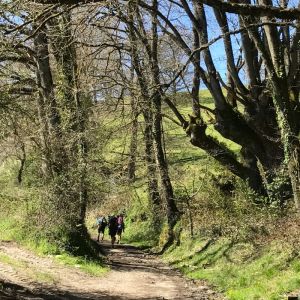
96;215;107;242
108;215;118;248
116;214;125;244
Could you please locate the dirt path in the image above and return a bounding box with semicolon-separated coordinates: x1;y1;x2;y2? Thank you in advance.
0;240;224;299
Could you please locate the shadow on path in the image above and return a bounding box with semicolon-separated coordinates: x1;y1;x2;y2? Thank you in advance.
0;280;123;300
0;279;170;300
0;239;224;300
100;241;168;274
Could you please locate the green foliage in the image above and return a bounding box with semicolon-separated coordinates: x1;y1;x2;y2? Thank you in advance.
0;182;107;274
0;217;23;242
265;167;292;207
21;153;46;187
122;219;158;248
169;90;214;107
0;158;101;259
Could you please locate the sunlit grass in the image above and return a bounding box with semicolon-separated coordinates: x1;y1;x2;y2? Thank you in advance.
55;253;109;276
33;271;57;284
0;253;27;268
164;238;300;300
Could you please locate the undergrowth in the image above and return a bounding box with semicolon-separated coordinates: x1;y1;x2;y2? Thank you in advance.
0;165;107;276
164;236;300;300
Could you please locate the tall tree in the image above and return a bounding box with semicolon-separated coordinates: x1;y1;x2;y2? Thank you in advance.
137;0;300;205
127;1;162;225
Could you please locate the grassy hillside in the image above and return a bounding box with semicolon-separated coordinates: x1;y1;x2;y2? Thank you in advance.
163;234;300;300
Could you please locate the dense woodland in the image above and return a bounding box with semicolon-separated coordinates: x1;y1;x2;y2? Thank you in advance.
0;0;300;298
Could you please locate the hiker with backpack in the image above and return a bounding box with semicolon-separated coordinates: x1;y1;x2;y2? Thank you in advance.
96;215;107;242
108;215;118;248
116;214;125;244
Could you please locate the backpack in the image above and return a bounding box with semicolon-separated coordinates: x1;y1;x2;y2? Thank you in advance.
109;216;118;229
97;217;107;227
101;217;107;226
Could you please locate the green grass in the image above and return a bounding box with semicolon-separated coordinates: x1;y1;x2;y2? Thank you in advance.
54;253;108;276
164;237;300;300
0;253;27;268
0;252;57;284
0;218;20;241
120;186;159;249
22;235;109;277
0;161;108;277
0;230;108;278
33;271;57;284
122;218;158;249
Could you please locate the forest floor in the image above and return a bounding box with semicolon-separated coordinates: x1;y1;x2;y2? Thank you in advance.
0;239;224;300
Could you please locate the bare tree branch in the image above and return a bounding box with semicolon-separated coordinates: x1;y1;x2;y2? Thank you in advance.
200;0;300;19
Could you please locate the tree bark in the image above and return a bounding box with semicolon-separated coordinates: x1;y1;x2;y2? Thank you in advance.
127;70;139;182
150;0;179;247
17;142;26;185
50;10;89;228
34;23;62;177
127;1;161;213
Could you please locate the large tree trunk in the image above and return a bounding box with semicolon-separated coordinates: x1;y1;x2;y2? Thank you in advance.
271;81;300;210
240;4;300;208
49;10;90;232
34;23;63;178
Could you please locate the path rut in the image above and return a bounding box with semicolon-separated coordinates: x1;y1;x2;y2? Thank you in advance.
0;240;224;299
